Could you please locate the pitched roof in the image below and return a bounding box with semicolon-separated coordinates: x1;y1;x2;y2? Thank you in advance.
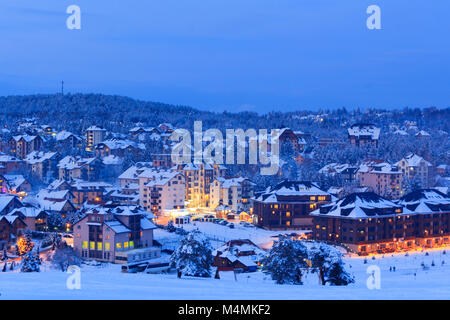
311;192;403;219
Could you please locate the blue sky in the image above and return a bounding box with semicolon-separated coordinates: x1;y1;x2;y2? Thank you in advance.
0;0;449;113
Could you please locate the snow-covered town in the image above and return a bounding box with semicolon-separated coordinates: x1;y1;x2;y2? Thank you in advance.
1;0;450;304
0;97;448;299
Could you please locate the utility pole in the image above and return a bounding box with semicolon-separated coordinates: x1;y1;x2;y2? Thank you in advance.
61;80;64;95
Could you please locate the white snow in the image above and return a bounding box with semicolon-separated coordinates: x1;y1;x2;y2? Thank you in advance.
2;249;450;299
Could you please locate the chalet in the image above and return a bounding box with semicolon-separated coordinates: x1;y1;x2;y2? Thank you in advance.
9;135;43;159
252;180;331;230
68;180;112;205
347;124;380;148
8;207;49;231
0;195;23;215
118;163;154;188
213;239;265;272
24;151;59;181
95;139;145;158
396;153;433;188
73;206;159;264
58;156;103;181
0;175;31;195
0;216;27;249
54;131;83;149
278;128;306;154
0;154;22;174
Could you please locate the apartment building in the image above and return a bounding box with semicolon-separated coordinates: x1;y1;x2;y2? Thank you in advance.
210;177;254;212
252;180;331;230
9;135;44;159
139;168;186;215
358;161;403;199
73;206;159;264
85;126;107;151
396;153;433;188
180;163;226;208
24;151;58;182
311;190;450;254
58;156;103;181
347;123;380;148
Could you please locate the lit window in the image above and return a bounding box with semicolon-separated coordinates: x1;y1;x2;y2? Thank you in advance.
129;241;134;248
124;242;129;248
97;242;102;250
90;242;95;250
82;241;88;249
105;243;110;251
116;242;122;249
310;196;316;201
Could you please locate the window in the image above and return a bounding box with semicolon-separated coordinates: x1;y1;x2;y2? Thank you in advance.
90;241;95;250
116;242;122;249
82;241;88;249
310;196;316;201
105;242;110;251
124;242;129;249
129;241;134;248
97;242;102;250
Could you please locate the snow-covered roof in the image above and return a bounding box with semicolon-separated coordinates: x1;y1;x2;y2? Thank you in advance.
105;220;130;233
9;207;47;218
12;135;40;143
0;195;21;213
55;131;82;141
415;130;431;137
311;192;404;219
24;151;57;164
118;163;154;180
0;155;21;163
347;124;380;140
397;189;450;214
396;154;432;168
97;139;145;151
86;126;106;131
254;180;329;203
3;175;28;191
103;155;123;165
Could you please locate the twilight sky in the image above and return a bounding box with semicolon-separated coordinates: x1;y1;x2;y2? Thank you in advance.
0;0;449;113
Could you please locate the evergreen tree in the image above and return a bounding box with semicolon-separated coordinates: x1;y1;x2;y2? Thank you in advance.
326;260;354;286
21;251;40;272
309;243;354;286
261;237;308;285
16;232;34;256
170;229;213;278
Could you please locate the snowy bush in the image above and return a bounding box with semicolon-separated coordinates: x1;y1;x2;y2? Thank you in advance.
50;244;82;272
170;229;213;278
261;237;308;285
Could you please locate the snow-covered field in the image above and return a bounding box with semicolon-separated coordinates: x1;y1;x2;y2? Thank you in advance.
1;249;450;299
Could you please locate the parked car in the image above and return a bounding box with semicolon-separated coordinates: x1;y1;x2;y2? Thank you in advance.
227;223;235;229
